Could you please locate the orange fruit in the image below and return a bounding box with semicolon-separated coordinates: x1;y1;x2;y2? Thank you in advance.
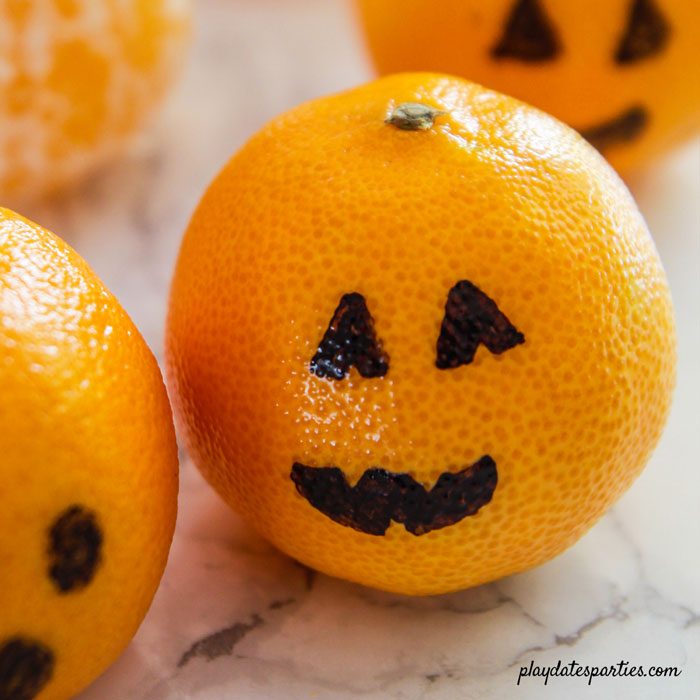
166;73;676;596
0;0;191;204
0;208;178;699
355;0;700;173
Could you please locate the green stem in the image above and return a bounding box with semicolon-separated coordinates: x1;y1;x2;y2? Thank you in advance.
386;102;446;131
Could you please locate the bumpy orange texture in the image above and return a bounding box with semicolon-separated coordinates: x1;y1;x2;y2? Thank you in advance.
166;74;676;595
356;0;700;173
0;208;178;699
0;0;190;203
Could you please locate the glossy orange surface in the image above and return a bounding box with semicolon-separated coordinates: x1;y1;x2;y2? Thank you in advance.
0;208;178;699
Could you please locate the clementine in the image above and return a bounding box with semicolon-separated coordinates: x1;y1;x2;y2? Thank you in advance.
166;73;676;595
0;208;178;699
0;0;191;203
356;0;700;172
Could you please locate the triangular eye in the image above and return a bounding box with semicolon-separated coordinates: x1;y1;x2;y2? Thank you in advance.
491;0;561;62
310;292;389;380
436;280;525;369
615;0;670;64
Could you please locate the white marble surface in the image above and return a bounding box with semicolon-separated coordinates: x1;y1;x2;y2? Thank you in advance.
17;0;700;698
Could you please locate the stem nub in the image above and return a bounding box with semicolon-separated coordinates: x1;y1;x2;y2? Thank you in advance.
386;102;446;131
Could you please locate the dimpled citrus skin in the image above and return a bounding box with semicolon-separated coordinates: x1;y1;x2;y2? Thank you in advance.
0;0;190;203
0;209;178;699
356;0;700;173
166;74;676;596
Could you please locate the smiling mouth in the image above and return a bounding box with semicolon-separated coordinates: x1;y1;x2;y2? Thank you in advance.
579;105;649;152
290;456;497;537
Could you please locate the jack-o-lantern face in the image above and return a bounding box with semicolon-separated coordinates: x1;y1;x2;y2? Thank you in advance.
291;283;524;536
357;0;700;171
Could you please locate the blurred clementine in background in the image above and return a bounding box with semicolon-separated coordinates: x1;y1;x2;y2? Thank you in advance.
0;0;191;204
356;0;700;173
166;73;676;595
0;208;178;700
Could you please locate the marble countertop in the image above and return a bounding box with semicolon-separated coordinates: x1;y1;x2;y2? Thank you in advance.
20;1;699;698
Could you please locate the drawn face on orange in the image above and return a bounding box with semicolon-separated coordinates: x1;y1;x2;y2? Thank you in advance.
291;282;524;536
357;0;700;171
165;72;676;594
491;0;666;150
0;505;103;699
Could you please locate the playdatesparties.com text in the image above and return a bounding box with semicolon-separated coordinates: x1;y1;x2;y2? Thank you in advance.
516;659;681;686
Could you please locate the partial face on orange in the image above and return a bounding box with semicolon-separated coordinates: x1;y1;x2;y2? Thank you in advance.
0;209;179;700
0;506;103;699
357;0;700;171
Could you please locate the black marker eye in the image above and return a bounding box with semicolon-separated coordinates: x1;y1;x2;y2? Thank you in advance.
310;292;389;380
48;505;103;593
436;280;525;369
0;637;55;700
491;0;561;62
615;0;670;64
